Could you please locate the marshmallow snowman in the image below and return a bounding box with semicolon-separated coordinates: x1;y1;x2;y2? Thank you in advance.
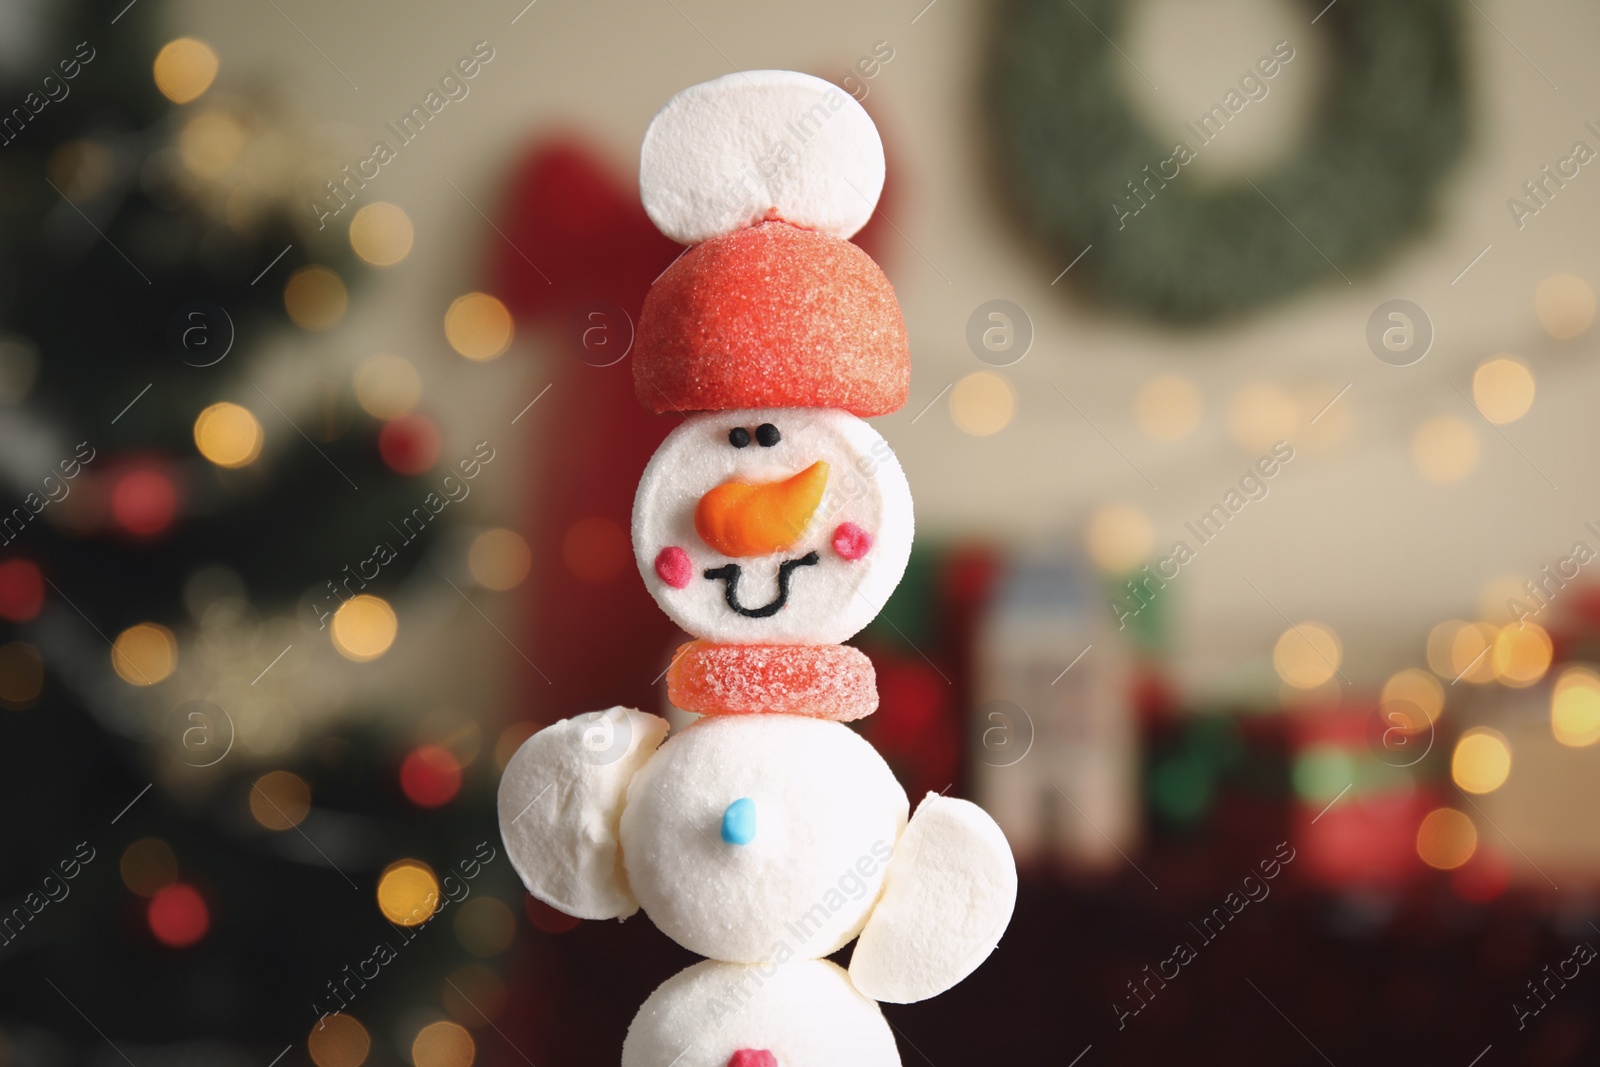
499;71;1018;1067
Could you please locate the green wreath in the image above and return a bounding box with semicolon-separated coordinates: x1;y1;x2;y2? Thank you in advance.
988;0;1468;324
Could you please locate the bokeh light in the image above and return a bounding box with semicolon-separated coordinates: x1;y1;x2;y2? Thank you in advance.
285;267;349;332
330;595;397;662
378;414;441;475
153;37;219;104
308;1013;371;1067
377;859;440;926
1290;744;1355;804
400;745;462;808
1551;667;1600;747
178;110;244;179
193;402;263;468
561;517;630;584
444;293;513;361
468;529;531;591
442;964;508;1027
0;559;45;622
1471;356;1535;425
1133;374;1202;441
1227;383;1297;450
949;371;1016;436
412;1021;474;1067
111;623;177;686
354;355;423;419
0;642;44;707
1412;417;1478;483
1490;622;1551;687
454;897;516;957
1425;620;1496;684
1379;668;1444;726
348;202;415;267
1272;622;1341;689
250;770;312;830
120;838;179;897
1451;727;1512;794
495;722;537;771
49;140;115;201
148;883;209;947
1416;807;1477;870
1084;503;1153;573
110;468;179;537
1535;274;1595;340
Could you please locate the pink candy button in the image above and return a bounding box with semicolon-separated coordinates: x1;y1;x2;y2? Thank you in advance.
654;546;694;588
831;522;872;561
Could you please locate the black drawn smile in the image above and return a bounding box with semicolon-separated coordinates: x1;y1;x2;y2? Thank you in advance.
702;552;820;618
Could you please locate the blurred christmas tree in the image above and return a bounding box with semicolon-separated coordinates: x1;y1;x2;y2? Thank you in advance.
0;2;524;1064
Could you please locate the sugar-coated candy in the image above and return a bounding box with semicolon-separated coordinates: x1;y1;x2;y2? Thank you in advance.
633;407;913;645
666;640;878;721
620;714;907;963
639;70;885;245
620;959;900;1067
633;222;909;418
849;793;1018;1004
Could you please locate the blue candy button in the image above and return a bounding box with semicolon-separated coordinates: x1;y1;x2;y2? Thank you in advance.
721;797;757;845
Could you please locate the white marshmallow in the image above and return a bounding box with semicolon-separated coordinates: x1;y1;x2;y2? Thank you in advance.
620;714;907;962
632;408;913;645
497;706;668;920
639;70;886;244
849;794;1018;1003
621;959;901;1067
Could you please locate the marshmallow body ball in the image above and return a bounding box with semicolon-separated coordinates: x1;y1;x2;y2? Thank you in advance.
498;69;1017;1067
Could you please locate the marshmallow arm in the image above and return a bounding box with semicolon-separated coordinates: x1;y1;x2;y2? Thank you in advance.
497;706;669;921
848;794;1018;1003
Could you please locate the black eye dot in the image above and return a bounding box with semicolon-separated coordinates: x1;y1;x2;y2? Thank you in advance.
728;427;751;448
755;423;781;447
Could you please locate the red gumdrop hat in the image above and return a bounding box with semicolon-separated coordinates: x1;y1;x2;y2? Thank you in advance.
633;220;910;417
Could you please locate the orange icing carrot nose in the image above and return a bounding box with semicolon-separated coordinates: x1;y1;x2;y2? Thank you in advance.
694;461;829;558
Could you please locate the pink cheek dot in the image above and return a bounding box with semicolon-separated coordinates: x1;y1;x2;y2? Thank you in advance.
832;522;873;562
654;546;694;589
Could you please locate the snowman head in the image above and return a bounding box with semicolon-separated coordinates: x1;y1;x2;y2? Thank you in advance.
633;407;912;644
